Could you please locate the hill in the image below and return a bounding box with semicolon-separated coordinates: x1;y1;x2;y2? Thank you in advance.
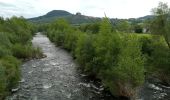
28;10;154;25
28;10;101;24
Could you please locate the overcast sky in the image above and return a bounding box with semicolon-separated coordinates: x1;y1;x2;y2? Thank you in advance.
0;0;170;19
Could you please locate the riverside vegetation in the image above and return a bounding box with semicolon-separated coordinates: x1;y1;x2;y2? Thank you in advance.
0;17;43;99
0;2;170;100
43;2;170;99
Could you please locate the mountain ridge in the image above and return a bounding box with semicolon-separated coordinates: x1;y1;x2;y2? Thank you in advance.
28;10;153;24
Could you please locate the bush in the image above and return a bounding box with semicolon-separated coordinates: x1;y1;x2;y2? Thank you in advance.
0;32;12;48
110;35;144;98
0;46;11;58
0;56;21;90
64;30;81;55
93;18;120;75
12;43;43;59
12;43;32;59
47;19;70;46
0;16;42;99
138;35;170;85
46;18;146;99
75;33;96;74
0;64;7;99
46;17;170;98
150;38;170;84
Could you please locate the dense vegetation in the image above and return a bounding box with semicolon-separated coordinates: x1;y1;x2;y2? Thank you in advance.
0;1;169;100
45;18;145;99
42;2;170;99
0;17;43;99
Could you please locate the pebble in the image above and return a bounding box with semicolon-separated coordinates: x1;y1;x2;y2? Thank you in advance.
11;88;19;93
42;68;52;72
19;79;25;83
32;65;36;68
149;84;162;91
43;83;52;89
28;71;33;74
66;93;71;98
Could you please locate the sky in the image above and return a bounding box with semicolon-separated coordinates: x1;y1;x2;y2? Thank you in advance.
0;0;170;19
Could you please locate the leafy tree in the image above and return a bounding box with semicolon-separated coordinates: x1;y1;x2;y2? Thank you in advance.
151;2;170;48
116;20;131;33
93;18;120;74
75;33;96;74
112;35;145;98
133;24;143;33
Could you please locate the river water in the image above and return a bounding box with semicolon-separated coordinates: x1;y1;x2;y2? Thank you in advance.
6;33;170;100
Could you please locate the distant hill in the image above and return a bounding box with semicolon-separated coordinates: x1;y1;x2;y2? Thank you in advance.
28;10;154;24
137;15;154;20
28;10;101;24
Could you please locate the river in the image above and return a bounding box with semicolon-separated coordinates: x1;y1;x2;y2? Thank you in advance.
6;33;170;100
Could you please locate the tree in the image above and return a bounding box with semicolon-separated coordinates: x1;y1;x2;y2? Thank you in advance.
111;35;145;99
151;2;170;48
116;20;131;33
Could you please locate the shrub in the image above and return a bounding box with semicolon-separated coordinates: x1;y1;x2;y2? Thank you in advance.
110;35;145;99
12;43;32;59
75;33;96;74
0;64;7;99
0;46;11;58
0;16;42;99
47;19;70;46
12;43;43;59
150;37;170;84
93;18;120;75
0;56;21;90
0;32;11;48
47;18;170;99
64;30;81;55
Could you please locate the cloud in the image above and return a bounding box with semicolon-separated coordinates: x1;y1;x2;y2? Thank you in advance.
0;0;170;18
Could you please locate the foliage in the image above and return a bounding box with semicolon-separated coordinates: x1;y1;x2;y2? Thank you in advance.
79;22;100;34
12;43;43;59
111;35;144;98
47;18;70;46
115;20;131;33
46;18;145;99
0;17;43;98
0;56;21;89
151;2;170;48
133;24;143;33
0;64;7;99
93;18;121;75
149;37;170;84
75;33;96;74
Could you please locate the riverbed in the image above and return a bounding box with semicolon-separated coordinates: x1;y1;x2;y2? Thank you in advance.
6;33;170;100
